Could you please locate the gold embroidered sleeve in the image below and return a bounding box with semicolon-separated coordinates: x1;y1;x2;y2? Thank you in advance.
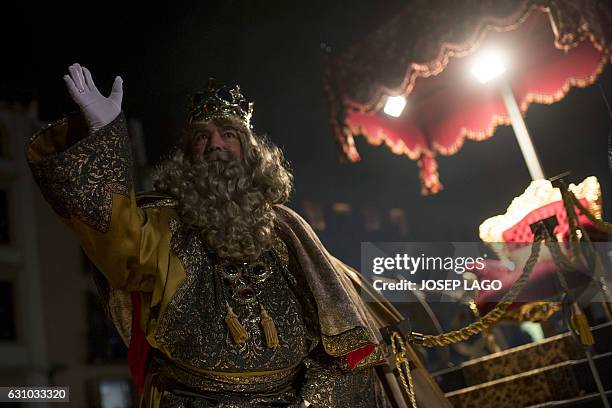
26;113;169;292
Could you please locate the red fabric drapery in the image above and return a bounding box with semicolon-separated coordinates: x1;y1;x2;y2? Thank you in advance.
325;0;611;194
128;292;150;397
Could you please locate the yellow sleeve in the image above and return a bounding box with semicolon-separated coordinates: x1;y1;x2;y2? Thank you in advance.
26;112;167;292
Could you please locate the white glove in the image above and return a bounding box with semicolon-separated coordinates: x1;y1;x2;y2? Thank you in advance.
63;63;123;131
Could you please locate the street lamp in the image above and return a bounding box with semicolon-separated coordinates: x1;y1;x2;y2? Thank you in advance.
470;49;507;84
471;49;545;181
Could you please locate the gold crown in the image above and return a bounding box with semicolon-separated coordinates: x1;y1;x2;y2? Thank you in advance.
188;78;254;127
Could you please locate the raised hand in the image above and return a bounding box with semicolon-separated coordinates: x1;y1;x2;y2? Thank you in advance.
63;63;123;131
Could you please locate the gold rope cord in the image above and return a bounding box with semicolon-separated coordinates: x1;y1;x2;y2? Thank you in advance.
389;190;609;403
411;190;610;349
391;227;542;404
414;232;543;348
391;331;418;408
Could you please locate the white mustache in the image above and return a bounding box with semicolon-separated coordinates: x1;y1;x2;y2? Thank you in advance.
204;150;234;162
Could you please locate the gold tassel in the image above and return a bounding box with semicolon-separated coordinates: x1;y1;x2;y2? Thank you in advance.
260;305;279;349
570;302;594;346
225;303;248;345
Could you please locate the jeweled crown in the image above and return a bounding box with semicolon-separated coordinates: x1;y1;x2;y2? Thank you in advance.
188;78;254;128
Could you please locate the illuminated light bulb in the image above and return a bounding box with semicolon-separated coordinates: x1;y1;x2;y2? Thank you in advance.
471;49;507;84
384;95;406;117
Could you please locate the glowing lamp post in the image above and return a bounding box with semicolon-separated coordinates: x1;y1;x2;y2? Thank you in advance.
471;49;545;181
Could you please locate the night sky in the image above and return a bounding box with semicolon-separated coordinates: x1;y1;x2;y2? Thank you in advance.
4;1;612;268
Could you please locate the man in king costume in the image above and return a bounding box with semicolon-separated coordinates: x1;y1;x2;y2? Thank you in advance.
26;64;447;407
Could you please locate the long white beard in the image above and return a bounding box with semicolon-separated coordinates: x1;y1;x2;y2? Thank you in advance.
156;150;277;260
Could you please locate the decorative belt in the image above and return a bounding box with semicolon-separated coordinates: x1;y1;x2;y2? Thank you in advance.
150;351;302;395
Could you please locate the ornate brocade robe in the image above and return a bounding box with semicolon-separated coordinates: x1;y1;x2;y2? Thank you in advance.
26;112;391;407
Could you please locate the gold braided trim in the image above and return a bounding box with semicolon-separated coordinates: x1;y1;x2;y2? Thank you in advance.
168;357;300;382
321;326;373;357
139;198;178;209
414;235;543;348
271;236;289;268
182;364;298;378
192;368;298;385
